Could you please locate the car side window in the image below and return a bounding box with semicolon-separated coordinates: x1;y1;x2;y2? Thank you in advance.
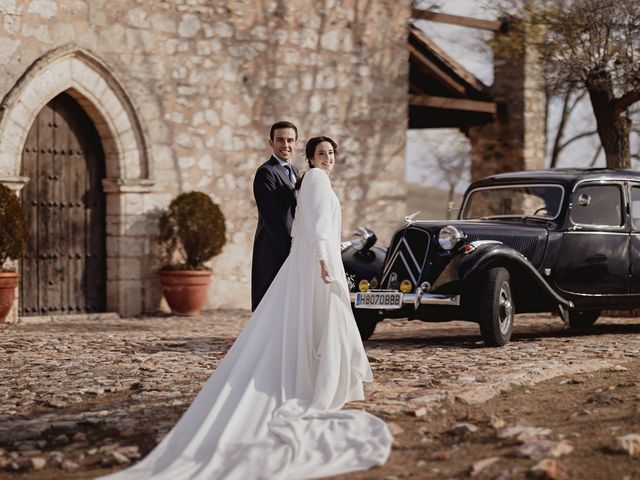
571;184;623;227
631;186;640;229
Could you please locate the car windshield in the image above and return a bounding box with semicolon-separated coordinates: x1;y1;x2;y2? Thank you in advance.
461;184;564;220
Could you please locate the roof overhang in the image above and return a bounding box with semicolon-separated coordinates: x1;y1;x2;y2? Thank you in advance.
409;24;496;129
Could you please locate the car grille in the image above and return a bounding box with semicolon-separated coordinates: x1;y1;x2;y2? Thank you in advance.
381;227;431;288
466;233;540;261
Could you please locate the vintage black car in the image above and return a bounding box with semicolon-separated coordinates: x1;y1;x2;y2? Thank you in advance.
342;168;640;346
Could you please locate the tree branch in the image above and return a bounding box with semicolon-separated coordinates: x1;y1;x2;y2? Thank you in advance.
559;130;598;150
549;88;574;168
589;144;603;167
615;88;640;116
569;90;588;111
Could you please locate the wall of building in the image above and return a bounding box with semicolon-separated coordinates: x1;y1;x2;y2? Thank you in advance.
0;0;410;317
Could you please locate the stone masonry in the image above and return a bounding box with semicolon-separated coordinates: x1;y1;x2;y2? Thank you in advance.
0;0;411;319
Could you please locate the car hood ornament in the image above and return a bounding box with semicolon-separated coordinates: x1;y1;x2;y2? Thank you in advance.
404;211;421;224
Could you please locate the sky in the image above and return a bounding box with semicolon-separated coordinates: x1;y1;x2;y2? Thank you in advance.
405;0;636;191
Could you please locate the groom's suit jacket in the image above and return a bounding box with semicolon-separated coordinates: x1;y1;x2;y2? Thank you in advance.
251;156;299;311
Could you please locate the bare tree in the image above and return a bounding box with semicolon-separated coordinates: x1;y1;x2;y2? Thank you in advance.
546;88;598;168
410;135;470;218
631;108;640;164
432;148;469;214
408;132;470;202
494;0;640;169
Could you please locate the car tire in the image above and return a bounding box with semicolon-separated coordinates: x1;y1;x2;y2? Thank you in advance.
352;308;379;340
568;309;600;329
477;267;514;347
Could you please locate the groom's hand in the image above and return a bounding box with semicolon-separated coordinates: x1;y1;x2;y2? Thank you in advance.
320;260;334;284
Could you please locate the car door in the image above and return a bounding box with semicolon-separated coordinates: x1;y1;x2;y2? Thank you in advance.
627;183;640;295
553;182;629;304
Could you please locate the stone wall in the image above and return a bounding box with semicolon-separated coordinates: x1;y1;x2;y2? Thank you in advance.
0;0;410;317
468;20;546;181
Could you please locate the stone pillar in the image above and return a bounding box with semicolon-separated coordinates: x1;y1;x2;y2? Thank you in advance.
0;176;28;323
103;178;155;317
469;19;546;181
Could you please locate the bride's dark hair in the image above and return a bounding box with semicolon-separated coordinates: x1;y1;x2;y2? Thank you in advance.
295;136;338;190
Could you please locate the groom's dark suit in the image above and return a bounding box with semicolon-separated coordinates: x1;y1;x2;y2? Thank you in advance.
251;156;299;311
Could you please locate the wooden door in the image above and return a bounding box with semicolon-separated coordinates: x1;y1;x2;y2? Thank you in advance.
20;92;106;316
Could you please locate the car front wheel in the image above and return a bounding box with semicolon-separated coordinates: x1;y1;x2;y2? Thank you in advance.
477;267;514;347
352;308;380;340
568;309;600;329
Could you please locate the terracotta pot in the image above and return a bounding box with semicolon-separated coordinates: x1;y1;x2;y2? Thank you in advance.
0;271;19;323
159;269;212;316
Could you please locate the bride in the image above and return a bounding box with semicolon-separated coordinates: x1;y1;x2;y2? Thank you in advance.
100;136;392;479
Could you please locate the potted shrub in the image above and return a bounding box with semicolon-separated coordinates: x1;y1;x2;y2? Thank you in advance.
158;191;226;315
0;184;28;323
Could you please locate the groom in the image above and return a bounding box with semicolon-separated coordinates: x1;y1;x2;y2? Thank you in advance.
251;121;300;311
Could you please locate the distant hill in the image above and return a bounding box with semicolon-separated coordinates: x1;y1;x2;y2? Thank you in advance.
406;183;464;221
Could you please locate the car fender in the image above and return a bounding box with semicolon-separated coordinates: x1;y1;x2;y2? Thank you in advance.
434;242;573;309
341;244;387;290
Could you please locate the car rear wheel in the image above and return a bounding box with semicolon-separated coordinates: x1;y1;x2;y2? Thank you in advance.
568;309;600;329
477;267;514;347
352;308;380;340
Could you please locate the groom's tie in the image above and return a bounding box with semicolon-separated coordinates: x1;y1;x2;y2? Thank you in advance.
283;164;296;186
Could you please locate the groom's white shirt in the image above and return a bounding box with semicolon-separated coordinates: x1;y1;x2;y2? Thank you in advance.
273;153;287;166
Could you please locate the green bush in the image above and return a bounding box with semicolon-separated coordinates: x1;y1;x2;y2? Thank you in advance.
0;184;28;272
159;191;226;270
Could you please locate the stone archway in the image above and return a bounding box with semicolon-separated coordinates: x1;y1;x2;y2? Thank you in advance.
0;46;154;321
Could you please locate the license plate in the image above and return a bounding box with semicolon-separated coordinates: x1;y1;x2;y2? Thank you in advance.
354;291;403;309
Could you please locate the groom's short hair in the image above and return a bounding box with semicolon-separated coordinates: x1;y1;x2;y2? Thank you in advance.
270;121;298;141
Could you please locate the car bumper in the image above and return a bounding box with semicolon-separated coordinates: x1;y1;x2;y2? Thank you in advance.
349;292;461;308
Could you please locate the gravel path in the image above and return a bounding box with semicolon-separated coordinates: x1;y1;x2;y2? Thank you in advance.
1;311;639;477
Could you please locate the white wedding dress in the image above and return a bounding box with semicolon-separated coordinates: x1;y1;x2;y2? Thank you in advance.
100;168;392;479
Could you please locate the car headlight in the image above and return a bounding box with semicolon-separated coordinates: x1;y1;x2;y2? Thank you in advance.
351;227;377;252
438;225;465;250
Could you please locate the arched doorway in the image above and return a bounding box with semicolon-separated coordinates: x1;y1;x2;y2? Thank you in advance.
20;92;106;316
0;47;154;320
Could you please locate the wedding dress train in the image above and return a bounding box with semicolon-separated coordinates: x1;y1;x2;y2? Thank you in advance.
100;168;392;479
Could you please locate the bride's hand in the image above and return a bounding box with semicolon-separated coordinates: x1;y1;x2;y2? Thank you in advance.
320;260;334;284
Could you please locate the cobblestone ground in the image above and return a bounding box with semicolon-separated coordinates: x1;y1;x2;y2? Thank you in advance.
1;311;640;479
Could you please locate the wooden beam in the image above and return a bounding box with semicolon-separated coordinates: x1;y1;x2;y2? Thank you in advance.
409;26;490;95
410;94;497;114
409;110;494;129
412;9;503;32
408;44;466;96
